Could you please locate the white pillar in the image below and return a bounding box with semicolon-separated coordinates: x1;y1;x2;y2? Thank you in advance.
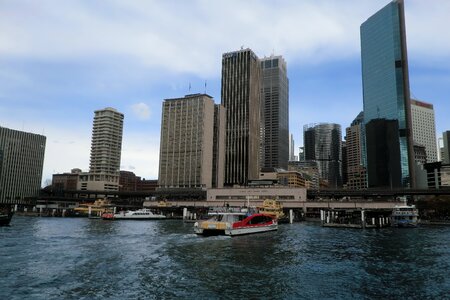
14;204;18;212
320;210;324;222
62;209;66;217
52;209;56;217
361;210;365;228
88;206;92;217
183;207;188;220
113;207;116;214
194;213;197;220
24;207;27;212
372;218;375;225
289;209;294;224
40;206;43;216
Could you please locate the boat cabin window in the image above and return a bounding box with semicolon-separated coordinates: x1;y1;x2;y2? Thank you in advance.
248;216;271;225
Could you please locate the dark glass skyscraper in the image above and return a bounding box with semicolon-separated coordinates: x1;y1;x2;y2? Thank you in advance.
221;49;261;186
304;123;342;188
361;0;415;188
260;55;289;170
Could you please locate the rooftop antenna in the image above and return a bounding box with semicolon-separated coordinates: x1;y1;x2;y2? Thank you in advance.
204;80;207;94
188;82;191;93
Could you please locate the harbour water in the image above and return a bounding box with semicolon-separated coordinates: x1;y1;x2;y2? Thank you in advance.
1;217;449;299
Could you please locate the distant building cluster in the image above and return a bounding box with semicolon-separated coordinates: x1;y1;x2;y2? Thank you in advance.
154;0;448;191
52;0;450;194
3;0;450;205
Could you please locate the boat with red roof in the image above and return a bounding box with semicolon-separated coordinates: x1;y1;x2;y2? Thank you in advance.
194;208;278;236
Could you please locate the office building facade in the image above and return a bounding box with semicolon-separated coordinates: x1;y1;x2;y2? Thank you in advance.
361;0;415;188
260;55;289;169
304;123;342;188
158;94;225;189
221;48;261;186
442;131;450;164
0;126;46;204
289;134;295;162
410;99;438;163
79;107;124;192
345;112;367;189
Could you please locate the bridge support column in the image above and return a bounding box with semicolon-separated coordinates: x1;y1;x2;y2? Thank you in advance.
361;210;365;228
88;206;92;218
183;207;188;220
289;209;293;224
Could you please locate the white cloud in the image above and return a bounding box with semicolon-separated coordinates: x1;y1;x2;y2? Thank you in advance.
121;132;160;180
1;0;447;78
130;102;151;121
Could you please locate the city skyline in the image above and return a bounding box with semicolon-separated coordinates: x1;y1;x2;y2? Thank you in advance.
1;0;449;185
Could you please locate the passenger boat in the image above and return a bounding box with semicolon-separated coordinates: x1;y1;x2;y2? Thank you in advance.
258;199;288;222
102;208;166;220
194;210;278;236
0;206;13;226
0;212;13;226
391;204;419;228
73;199;114;218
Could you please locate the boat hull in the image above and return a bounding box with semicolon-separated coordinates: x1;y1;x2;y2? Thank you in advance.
226;224;278;236
112;216;166;220
391;219;418;228
0;213;13;226
194;223;278;236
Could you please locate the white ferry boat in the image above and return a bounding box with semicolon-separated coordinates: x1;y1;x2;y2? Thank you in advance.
194;210;278;236
391;204;419;228
102;209;166;220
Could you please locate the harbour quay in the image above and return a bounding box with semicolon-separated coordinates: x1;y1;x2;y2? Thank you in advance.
7;186;450;227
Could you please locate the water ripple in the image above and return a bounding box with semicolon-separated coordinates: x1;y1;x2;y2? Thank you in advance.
1;217;449;299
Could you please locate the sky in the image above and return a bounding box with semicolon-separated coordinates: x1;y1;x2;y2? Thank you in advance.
0;0;449;186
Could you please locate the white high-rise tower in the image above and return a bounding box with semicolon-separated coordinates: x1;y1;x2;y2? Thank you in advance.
411;99;438;163
79;107;124;192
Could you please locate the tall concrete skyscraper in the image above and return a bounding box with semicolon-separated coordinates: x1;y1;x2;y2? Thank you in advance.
289;134;295;162
410;99;438;163
158;94;225;189
361;0;415;188
221;48;261;186
260;55;289;169
304;123;342;188
0;126;46;204
80;107;123;191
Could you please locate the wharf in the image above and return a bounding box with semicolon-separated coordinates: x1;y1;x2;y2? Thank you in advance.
321;208;392;229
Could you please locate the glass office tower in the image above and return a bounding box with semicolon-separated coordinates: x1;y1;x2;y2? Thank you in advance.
304;123;342;188
221;48;261;186
361;0;415;188
260;55;289;170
